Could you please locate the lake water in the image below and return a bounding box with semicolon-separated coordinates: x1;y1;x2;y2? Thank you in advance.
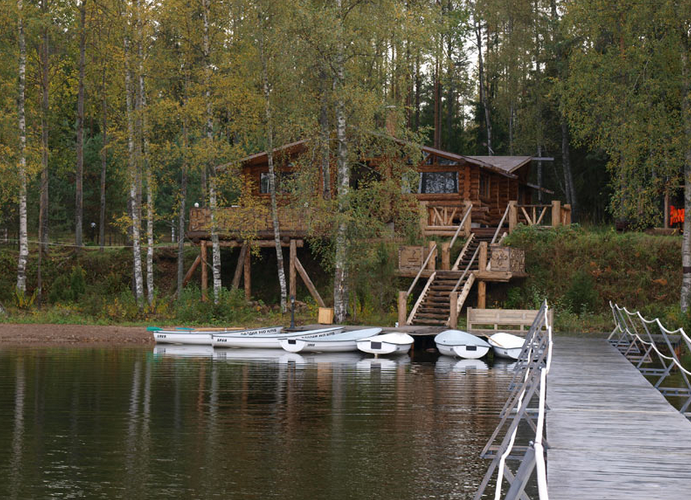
0;346;516;499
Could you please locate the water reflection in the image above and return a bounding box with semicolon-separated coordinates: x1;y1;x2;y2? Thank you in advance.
0;347;514;500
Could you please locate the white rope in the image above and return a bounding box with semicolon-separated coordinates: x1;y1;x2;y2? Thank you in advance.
611;303;691;377
494;304;551;500
534;306;552;500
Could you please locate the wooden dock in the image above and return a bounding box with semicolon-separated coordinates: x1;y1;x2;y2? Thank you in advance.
547;337;691;499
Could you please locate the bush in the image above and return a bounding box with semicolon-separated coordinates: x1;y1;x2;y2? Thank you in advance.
564;270;599;316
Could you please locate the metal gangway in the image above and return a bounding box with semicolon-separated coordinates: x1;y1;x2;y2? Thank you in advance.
609;302;691;418
474;301;552;500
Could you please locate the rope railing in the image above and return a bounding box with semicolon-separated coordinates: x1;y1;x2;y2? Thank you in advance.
609;302;691;415
474;301;552;500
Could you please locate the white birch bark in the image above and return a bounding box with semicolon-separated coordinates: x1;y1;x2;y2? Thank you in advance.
125;34;144;306
203;0;221;302
16;0;28;293
75;0;86;248
137;0;154;305
333;0;349;323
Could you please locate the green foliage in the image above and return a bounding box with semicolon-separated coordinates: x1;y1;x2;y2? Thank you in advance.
13;289;35;310
564;270;599;316
176;286;256;325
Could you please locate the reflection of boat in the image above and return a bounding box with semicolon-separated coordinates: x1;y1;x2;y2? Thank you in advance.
211;326;342;349
452;359;489;372
279;352;364;366
153;345;215;358
356;356;410;371
492;360;518;372
212;348;289;361
280;328;382;353
151;326;280;345
488;332;525;360
434;330;490;359
356;332;414;356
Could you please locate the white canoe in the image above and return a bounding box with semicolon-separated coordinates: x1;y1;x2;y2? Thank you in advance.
356;332;414;356
211;326;342;349
488;332;525;360
434;329;490;359
150;326;245;345
280;328;382;353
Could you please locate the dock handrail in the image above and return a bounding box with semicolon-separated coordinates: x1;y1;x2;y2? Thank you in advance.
491;203;511;245
609;303;691;415
406;243;437;297
474;301;552;500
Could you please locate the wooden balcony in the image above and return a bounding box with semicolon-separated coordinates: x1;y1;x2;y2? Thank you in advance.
187;206;311;240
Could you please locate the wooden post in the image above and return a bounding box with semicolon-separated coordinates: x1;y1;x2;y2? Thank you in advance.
563;204;572;226
231;243;248;290
201;241;208;301
398;291;407;326
552;200;562;227
448;291;458;327
477;281;486;309
289;240;297;300
427;241;436;271
509;200;518;233
464;200;473;236
244;244;251;300
441;242;450;270
479;241;488;270
419;201;429;233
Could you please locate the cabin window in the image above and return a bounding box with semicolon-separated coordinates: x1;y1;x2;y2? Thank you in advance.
480;174;490;198
260;172;294;194
419;171;458;194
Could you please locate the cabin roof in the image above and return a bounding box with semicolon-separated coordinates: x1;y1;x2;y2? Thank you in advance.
465;156;533;174
226;137;528;180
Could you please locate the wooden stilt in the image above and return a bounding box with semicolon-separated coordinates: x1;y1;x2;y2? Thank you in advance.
295;256;325;308
448;291;458;327
477;281;486;309
244;245;251;300
231;243;247;290
201;241;208;301
398;291;407;326
181;255;201;289
289;240;297;300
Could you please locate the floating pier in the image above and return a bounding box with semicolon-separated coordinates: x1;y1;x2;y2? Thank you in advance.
547;337;691;499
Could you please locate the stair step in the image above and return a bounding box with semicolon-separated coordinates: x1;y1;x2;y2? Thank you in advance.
412;318;448;325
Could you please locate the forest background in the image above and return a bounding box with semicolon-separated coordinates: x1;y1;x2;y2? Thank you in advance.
0;0;690;331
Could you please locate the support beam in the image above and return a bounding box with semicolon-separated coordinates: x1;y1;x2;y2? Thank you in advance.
295;255;325;308
182;255;201;289
478;281;486;309
216;239;304;248
289;240;297;300
552;200;562;227
479;241;488;270
509;200;518;233
231;243;248;290
448;291;458;327
201;241;208;301
398;291;407;326
244;245;251;300
427;241;436;271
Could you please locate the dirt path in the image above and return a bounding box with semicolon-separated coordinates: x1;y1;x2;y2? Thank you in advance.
0;323;153;347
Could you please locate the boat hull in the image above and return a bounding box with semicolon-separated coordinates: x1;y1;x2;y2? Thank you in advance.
491;346;522;360
356;333;414;356
434;329;490;359
280;328;382;353
488;332;525;360
212;327;341;349
153;332;213;345
442;344;490;359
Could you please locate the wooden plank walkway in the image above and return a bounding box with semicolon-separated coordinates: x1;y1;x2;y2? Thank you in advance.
547;337;691;499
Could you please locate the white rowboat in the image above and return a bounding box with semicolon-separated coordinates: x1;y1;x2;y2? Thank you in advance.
434;329;490;359
211;326;342;349
280;328;382;353
356;332;414;356
151;326;247;345
488;332;525;360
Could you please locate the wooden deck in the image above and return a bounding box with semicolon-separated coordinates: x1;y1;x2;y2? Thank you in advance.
547;338;691;499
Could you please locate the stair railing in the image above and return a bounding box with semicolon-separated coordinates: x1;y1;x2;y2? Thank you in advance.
448;203;473;250
491;203;512;245
450;244;481;295
406;243;437;297
451;233;475;271
406;271;436;325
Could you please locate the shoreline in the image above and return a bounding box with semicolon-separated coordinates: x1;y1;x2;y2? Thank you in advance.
0;323;152;347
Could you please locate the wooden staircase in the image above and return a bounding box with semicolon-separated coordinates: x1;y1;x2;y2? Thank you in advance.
408;230;494;326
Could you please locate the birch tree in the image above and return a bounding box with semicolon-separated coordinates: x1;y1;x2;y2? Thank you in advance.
16;0;28;293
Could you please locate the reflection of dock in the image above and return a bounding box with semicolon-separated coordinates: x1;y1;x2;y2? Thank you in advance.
547;338;691;499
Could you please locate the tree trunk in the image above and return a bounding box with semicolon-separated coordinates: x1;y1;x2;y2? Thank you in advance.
75;0;87;248
125;34;144;306
202;0;221;302
475;16;492;155
561;117;577;218
680;38;691;312
333;0;349;323
177;73;189;299
259;26;288;313
99;64;107;252
16;0;28;293
39;1;50;253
